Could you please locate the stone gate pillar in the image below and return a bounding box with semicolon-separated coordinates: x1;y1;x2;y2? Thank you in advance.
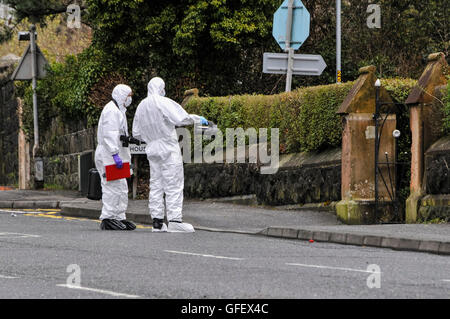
405;52;449;223
336;66;397;224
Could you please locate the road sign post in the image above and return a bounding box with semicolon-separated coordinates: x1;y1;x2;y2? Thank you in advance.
30;25;39;157
130;144;146;199
336;0;342;83
11;25;49;188
285;0;294;91
268;0;325;91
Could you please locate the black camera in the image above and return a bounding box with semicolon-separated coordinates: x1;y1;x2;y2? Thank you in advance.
120;135;145;147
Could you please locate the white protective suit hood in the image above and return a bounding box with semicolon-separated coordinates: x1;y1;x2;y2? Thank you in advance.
132;77;203;162
112;84;132;112
147;77;166;97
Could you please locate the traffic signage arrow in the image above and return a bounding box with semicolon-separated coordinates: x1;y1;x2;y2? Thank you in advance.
263;52;327;76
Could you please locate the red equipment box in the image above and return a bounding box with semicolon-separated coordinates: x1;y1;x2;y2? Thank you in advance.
105;162;131;181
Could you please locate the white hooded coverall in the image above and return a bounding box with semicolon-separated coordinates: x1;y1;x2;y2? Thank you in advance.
95;84;132;221
132;77;201;222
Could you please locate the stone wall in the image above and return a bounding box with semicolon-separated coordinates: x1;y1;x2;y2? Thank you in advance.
134;155;259;200
418;135;450;222
40;121;96;190
425;136;450;195
134;146;342;207
255;148;341;206
34;120;342;207
418;195;450;223
0;61;18;186
184;162;259;199
43;153;82;190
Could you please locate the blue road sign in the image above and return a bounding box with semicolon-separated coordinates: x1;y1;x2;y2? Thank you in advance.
273;0;310;51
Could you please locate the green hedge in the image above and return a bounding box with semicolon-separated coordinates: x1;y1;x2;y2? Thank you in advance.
185;78;417;154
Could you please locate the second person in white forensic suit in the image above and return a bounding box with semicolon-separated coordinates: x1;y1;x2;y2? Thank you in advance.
132;77;208;233
95;84;136;231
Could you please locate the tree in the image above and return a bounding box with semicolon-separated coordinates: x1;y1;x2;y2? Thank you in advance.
16;0;449;115
0;0;87;42
87;0;449;99
86;0;281;99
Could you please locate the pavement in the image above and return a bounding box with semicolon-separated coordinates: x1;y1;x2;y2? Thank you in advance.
0;189;449;256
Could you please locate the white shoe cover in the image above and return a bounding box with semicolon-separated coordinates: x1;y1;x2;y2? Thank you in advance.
152;223;168;232
167;221;195;233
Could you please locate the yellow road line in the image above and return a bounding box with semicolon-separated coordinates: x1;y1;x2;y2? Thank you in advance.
37;213;62;219
137;225;152;229
19;210;152;229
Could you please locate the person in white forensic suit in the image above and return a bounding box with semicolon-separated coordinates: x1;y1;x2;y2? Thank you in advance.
132;77;209;233
95;84;136;231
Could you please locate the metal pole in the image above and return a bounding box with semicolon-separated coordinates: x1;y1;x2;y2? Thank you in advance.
394;131;399;220
394;133;398;203
374;82;380;218
30;24;44;187
384;152;394;202
336;0;341;83
285;0;294;92
30;24;39;157
132;156;138;199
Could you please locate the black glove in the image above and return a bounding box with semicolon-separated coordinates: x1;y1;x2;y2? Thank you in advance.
120;135;130;147
129;136;143;145
120;135;146;147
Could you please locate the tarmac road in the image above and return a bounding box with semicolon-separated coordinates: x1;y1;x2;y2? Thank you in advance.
0;209;449;300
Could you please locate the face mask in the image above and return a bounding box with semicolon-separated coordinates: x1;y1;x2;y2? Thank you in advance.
125;96;132;107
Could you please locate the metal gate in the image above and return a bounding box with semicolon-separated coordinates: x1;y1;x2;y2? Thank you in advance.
374;84;410;223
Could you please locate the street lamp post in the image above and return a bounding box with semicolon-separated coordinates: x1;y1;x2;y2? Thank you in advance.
30;25;39;157
374;79;381;218
30;24;44;188
17;25;43;187
336;0;341;83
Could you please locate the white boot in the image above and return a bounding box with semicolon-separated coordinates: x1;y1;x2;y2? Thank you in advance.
152;218;167;232
167;221;195;233
152;223;167;232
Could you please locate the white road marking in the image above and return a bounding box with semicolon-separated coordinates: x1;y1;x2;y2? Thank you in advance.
0;274;19;279
286;263;382;274
164;250;244;260
443;279;450;283
0;232;41;239
56;284;140;298
0;209;43;215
